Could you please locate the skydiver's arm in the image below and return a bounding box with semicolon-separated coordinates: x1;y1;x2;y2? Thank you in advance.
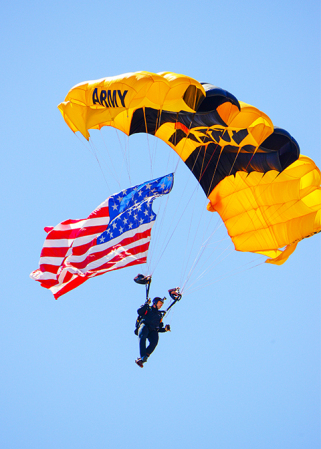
137;303;149;316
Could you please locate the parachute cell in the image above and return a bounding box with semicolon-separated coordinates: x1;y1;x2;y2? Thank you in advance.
208;156;321;264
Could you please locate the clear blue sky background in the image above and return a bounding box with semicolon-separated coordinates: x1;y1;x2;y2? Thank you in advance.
1;1;320;448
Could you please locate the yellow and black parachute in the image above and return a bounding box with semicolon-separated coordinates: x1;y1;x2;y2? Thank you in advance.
58;71;321;264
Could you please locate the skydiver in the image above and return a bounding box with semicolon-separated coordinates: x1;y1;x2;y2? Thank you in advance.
135;297;171;368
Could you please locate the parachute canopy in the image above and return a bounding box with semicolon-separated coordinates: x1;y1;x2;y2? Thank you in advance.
59;71;320;264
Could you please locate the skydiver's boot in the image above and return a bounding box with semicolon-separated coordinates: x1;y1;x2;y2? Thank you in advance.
141;354;149;364
135;358;144;368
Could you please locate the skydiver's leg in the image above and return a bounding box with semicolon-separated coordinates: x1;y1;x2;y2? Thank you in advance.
138;324;149;359
146;330;159;357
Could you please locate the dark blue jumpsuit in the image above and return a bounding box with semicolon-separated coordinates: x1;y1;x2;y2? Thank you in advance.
137;303;166;360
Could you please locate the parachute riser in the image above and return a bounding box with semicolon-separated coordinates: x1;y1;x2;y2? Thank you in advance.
145;280;151;301
134;274;152;302
162;287;182;316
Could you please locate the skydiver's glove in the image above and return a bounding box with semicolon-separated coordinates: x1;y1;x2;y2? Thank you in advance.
165;324;171;332
147;298;151;304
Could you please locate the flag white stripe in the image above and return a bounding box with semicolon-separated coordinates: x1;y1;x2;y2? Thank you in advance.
43;239;75;248
44;232;102;248
30;270;57;281
38;256;65;266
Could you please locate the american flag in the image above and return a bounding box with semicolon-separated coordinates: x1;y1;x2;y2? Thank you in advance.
30;174;174;299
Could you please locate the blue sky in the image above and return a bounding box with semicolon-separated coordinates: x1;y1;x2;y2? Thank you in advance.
1;1;320;448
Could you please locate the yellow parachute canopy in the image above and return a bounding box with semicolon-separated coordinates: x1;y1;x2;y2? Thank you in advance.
208;155;321;264
59;71;320;265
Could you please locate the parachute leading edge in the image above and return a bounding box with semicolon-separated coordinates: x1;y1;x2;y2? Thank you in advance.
58;71;206;139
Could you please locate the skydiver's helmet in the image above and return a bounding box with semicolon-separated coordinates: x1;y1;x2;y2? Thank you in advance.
152;297;165;306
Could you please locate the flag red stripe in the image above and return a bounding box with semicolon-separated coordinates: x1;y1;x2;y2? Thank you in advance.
40;247;69;258
40;279;58;288
39;264;60;274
